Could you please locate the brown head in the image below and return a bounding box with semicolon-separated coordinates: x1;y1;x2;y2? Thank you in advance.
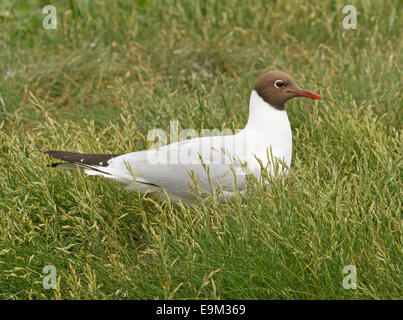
254;70;322;110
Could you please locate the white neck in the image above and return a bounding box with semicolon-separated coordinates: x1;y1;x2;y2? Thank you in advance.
245;90;288;130
243;90;293;166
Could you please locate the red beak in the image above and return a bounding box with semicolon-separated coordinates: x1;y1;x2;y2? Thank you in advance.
294;90;322;100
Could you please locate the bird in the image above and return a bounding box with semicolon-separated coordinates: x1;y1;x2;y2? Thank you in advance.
45;70;321;202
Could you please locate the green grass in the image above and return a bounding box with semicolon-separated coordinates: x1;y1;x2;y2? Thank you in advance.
0;0;401;299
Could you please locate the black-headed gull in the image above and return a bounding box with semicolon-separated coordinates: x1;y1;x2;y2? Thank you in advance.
45;70;321;202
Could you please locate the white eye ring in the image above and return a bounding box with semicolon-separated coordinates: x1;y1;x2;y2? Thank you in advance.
274;80;285;88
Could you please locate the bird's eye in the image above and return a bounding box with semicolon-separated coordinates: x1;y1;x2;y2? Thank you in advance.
274;80;285;88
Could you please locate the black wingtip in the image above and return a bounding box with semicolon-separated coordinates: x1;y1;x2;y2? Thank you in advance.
44;150;121;166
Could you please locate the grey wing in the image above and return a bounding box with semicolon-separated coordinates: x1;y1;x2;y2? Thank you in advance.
110;136;248;198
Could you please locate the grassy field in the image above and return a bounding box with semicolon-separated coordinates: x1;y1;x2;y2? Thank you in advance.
0;0;401;299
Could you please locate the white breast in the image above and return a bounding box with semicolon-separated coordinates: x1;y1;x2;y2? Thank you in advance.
239;90;292;175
